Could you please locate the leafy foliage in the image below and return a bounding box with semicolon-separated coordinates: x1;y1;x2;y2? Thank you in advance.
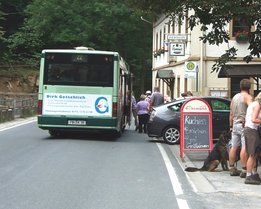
0;0;33;63
1;0;152;93
0;4;5;39
8;1;150;56
0;2;7;62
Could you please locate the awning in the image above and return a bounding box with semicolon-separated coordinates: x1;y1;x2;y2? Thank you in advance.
218;64;261;78
155;69;175;99
156;69;175;78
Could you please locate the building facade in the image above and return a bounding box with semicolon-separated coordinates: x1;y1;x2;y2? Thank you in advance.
152;13;261;99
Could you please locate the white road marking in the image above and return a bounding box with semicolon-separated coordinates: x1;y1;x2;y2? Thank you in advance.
157;143;190;209
0;118;37;132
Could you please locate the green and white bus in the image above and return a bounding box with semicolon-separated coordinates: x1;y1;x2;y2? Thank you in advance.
37;47;132;137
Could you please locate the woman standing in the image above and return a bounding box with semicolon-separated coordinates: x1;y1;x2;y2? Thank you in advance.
136;94;150;133
131;91;138;131
244;92;261;185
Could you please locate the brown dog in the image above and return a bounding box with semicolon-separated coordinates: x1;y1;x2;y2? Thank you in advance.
185;130;231;172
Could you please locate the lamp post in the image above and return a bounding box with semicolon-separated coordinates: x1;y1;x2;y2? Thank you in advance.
140;16;152;25
139;16;153;94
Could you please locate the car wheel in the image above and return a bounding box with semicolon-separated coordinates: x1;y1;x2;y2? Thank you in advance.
162;126;180;144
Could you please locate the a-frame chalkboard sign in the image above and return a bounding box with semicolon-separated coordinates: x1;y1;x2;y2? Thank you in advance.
180;98;213;159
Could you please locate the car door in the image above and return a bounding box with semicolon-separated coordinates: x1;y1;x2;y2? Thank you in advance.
205;98;231;138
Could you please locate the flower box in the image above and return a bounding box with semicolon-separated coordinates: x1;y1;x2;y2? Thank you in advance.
235;31;249;43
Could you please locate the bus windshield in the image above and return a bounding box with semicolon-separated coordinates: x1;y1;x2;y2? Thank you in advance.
43;53;114;87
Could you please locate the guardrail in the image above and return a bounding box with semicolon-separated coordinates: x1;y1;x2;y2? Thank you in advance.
0;93;38;123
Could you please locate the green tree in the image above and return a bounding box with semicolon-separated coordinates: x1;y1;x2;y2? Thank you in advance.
0;2;7;62
0;0;33;63
127;0;261;71
7;0;152;92
0;3;5;41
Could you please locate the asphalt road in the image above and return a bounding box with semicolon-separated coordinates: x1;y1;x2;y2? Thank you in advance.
1;118;261;209
0;118;185;209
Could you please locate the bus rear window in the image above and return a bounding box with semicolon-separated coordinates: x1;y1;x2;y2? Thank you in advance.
43;53;114;87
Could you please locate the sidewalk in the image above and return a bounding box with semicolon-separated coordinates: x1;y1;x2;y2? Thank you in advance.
169;145;261;196
0;116;37;131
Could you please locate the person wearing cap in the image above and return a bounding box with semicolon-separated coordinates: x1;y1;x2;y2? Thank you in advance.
146;90;151;94
145;90;152;104
145;90;151;97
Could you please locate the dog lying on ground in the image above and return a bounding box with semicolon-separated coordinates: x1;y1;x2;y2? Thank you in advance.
185;130;231;172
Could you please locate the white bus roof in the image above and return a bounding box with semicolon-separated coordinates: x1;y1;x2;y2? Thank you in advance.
41;48;129;73
41;49;119;55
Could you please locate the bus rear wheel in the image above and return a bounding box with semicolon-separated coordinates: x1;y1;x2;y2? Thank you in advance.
114;130;122;138
49;130;61;137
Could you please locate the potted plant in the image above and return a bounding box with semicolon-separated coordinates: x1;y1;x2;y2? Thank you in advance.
160;48;165;54
235;30;249;43
156;49;161;56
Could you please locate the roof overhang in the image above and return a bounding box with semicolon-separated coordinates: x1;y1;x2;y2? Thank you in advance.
218;64;261;78
156;69;175;78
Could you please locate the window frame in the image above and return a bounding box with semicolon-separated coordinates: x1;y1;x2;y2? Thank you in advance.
230;17;252;39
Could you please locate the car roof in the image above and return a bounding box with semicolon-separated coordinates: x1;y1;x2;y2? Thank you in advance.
153;96;230;109
172;96;230;102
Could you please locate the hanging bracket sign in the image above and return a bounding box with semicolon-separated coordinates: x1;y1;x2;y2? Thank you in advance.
180;98;213;159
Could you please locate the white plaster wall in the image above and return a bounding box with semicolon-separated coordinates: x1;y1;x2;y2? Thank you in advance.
151;12;260;98
206;41;250;57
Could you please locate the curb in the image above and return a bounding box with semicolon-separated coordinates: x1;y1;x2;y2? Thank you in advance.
168;145;217;193
168;144;261;197
0;116;37;131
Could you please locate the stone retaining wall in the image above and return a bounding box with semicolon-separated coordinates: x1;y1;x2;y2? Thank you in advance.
0;93;38;123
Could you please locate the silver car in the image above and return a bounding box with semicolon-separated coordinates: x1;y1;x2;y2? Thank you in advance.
147;96;231;144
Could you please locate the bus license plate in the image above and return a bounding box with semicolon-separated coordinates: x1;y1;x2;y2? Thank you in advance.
68;120;86;125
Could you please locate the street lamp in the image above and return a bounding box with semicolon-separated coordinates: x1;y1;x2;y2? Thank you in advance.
140;16;152;25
